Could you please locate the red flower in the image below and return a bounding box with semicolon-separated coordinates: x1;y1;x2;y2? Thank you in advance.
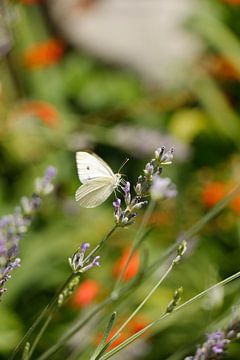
96;316;150;351
20;0;43;4
72;279;100;308
113;248;140;282
20;101;58;127
230;196;240;214
205;56;238;80
129;316;149;335
202;181;240;214
78;0;98;10
96;330;128;350
202;182;227;207
23;39;64;69
148;210;172;227
221;0;240;4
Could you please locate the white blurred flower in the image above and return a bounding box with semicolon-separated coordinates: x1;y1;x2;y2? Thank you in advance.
47;0;202;88
112;125;191;161
150;174;177;201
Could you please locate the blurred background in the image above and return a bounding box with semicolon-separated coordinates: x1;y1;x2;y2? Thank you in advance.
1;0;240;359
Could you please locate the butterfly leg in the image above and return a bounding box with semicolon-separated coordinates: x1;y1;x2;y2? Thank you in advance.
116;187;125;197
113;189;118;199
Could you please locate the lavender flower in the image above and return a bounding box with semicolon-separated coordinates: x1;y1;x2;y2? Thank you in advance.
185;316;240;360
0;166;57;299
35;166;57;196
113;198;121;211
113;146;176;226
124;181;131;205
69;242;101;273
59;242;101;306
155;146;174;164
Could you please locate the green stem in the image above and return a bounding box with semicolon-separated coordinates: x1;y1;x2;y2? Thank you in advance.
10;273;74;360
101;260;174;354
14;225;117;360
34;225;117;360
100;270;240;360
113;201;155;291
83;225;118;264
147;185;240;275
27;315;53;359
36;267;146;360
35;299;112;360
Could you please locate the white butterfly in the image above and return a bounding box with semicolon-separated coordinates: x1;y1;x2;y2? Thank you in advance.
75;151;122;208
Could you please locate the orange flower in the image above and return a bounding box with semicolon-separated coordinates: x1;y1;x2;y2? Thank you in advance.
202;182;227;207
221;0;240;4
113;248;140;282
20;101;58;127
129;316;149;335
202;181;240;213
23;39;64;69
205;56;238;80
96;330;128;350
230;196;240;213
72;279;100;307
20;0;42;4
148;210;172;227
96;316;149;351
78;0;97;10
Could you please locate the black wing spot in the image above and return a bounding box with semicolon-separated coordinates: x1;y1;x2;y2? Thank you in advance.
87;166;90;170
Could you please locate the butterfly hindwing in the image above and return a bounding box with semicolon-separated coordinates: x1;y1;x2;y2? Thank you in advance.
75;178;115;208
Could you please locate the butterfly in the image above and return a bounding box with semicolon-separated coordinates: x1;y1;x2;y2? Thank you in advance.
75;151;123;208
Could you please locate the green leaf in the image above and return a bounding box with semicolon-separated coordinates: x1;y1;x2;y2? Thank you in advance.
90;312;117;360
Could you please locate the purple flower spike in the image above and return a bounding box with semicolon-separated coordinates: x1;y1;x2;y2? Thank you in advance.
82;255;101;272
144;162;154;175
0;166;57;298
7;258;21;272
112;146;175;227
45;166;57;180
184;325;236;360
123;181;131;205
92;256;100;267
30;195;42;210
208;330;222;339
212;345;224;354
69;243;101;273
0;217;11;228
124;182;130;195
113;198;121;212
81;242;90;253
160;147;174;164
35;166;57;196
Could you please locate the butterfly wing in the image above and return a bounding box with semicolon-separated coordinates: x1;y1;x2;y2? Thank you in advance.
76;152;114;184
75;178;115;208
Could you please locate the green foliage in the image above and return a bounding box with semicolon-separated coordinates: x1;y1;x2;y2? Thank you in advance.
1;0;240;359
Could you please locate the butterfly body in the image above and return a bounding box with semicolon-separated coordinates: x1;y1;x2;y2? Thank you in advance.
75;152;121;208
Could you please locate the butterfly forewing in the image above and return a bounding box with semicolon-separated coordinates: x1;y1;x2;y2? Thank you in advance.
76;151;114;184
75;151;121;207
75;178;116;208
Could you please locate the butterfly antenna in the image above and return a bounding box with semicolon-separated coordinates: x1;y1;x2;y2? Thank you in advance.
118;157;129;174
